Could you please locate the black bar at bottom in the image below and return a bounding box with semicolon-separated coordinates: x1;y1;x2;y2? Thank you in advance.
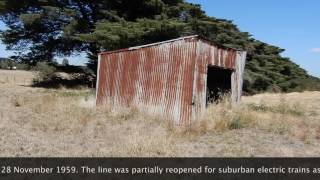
0;158;319;180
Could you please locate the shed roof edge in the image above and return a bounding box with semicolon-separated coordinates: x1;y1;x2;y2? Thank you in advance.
99;35;245;55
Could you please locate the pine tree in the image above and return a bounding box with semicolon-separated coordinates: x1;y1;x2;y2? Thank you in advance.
0;0;319;93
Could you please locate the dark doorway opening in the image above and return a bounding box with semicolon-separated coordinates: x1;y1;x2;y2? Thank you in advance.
206;66;233;105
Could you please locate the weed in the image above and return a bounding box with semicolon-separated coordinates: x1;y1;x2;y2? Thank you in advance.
11;96;26;107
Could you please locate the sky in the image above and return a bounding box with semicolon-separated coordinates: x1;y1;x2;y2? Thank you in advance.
186;0;320;77
0;1;319;77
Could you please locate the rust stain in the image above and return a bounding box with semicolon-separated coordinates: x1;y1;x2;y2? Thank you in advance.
96;35;246;125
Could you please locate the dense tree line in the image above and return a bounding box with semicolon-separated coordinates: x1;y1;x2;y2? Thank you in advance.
0;0;319;93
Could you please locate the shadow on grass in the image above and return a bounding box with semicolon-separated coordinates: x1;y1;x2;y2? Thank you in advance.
32;77;95;89
31;65;96;89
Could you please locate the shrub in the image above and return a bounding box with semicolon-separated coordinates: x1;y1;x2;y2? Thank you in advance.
33;62;57;81
0;59;13;69
0;60;9;69
16;63;31;70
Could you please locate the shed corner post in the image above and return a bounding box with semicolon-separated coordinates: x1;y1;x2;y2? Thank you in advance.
95;54;102;106
231;51;247;105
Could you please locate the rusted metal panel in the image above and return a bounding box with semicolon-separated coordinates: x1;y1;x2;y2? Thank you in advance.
96;35;246;125
231;51;247;103
96;36;198;125
190;40;244;120
196;40;237;69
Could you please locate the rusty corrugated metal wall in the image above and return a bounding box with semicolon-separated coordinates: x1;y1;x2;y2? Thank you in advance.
96;35;246;125
191;40;247;118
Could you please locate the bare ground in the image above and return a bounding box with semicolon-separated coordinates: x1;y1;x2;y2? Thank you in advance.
0;70;319;157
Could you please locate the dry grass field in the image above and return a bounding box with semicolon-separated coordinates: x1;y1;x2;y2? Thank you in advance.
0;69;319;157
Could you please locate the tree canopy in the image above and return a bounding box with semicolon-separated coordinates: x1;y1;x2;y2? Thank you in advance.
0;0;319;93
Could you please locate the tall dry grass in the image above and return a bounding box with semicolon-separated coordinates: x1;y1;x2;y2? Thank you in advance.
11;90;317;152
181;94;314;142
2;70;320;157
7;89;181;156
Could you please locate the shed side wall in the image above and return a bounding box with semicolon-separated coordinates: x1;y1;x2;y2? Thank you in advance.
96;38;198;125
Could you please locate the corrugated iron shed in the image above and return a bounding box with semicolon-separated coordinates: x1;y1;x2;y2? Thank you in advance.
96;35;246;125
